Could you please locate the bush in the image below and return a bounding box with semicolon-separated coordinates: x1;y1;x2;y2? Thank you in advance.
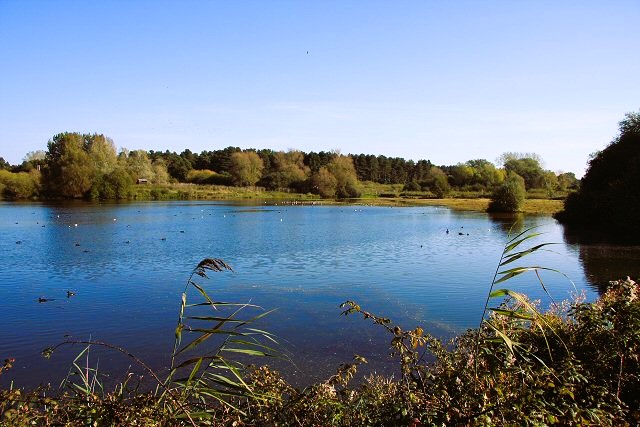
0;170;40;199
90;168;133;200
403;181;421;192
487;172;525;212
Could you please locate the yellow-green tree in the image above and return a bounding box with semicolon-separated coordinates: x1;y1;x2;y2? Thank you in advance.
327;155;361;198
229;151;264;186
264;150;310;190
124;150;155;182
311;166;338;197
86;134;118;177
0;169;41;199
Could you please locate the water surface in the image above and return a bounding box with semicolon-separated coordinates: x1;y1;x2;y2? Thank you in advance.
1;201;638;388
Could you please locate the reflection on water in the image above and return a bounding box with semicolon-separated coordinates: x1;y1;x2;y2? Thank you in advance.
566;239;640;293
0;200;637;388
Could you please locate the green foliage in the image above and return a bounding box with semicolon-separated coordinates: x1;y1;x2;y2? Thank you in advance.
90;167;133;200
327;155;361;198
0;157;11;170
557;171;579;192
312;166;338;197
556;111;640;243
502;156;544;190
261;150;310;190
229;151;264;186
12;133;578;201
420;166;450;198
43;132;94;197
488;172;526;212
0;169;40;199
402;180;421;192
186;169;233;186
310;155;361;198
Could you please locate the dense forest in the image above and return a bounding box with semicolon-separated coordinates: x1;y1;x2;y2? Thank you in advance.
0;132;578;201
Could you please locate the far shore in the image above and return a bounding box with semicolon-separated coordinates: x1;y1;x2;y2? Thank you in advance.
359;197;563;215
2;192;564;215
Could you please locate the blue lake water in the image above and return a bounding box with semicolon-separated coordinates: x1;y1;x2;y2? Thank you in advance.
1;200;639;388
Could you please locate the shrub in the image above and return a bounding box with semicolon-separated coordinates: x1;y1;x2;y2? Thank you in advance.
0;170;40;199
403;181;421;192
487;172;525;212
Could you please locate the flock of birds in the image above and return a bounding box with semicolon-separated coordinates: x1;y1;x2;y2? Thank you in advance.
14;207;472;304
14;210;202;304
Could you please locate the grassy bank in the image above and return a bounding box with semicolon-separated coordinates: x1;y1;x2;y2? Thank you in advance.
128;182;320;201
358;197;563;215
127;182;564;215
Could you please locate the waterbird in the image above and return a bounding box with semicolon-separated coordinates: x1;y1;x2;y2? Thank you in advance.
38;297;54;303
446;229;449;234
75;243;81;246
161;237;167;241
67;291;75;298
15;241;21;244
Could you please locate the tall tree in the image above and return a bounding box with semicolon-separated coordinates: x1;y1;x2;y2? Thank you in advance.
262;150;310;190
44;132;93;197
556;111;640;242
125;150;155;182
86;134;117;177
229;151;264;186
311;166;337;198
499;153;545;189
326;155;361;198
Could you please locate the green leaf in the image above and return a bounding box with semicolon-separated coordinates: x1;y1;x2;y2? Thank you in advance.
504;230;543;253
186;357;203;388
500;243;558;266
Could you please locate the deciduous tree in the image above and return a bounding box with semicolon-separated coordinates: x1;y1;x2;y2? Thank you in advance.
229;151;264;186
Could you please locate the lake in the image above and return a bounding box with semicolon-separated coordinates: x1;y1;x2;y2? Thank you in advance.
1;200;639;388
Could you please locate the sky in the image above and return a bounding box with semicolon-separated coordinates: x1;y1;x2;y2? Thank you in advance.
1;1;638;177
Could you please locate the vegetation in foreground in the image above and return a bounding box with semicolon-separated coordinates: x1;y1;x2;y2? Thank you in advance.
1;232;639;426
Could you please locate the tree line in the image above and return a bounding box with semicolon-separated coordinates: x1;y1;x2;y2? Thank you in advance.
556;112;640;243
0;131;579;200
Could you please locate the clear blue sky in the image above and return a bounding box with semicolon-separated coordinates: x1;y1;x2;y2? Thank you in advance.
1;1;638;176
